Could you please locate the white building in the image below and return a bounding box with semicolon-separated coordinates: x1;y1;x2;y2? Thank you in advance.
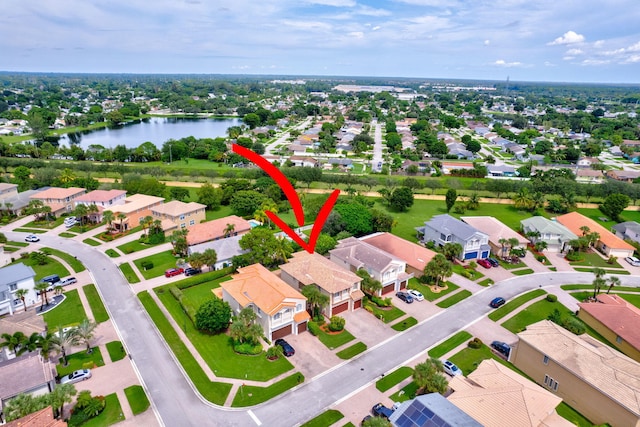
0;263;37;316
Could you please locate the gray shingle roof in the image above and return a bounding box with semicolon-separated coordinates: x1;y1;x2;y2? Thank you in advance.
330;237;401;272
0;263;36;285
187;235;248;262
612;221;640;236
421;214;485;241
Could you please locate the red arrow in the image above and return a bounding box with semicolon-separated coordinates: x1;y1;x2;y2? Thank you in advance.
231;144;340;253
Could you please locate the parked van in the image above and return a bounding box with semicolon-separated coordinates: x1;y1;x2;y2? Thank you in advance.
41;274;60;284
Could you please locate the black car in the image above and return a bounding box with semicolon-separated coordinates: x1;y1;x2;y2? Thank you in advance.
490;297;506;308
275;338;295;357
487;257;500;267
372;403;394;419
396;291;414;304
184;267;202;277
491;341;511;356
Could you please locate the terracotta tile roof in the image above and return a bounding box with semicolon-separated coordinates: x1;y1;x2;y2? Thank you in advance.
556;212;634;251
448;359;566;427
113;194;165;214
74;189;126;203
294;311;311;323
5;406;67;427
151;200;206;217
280;251;361;293
330;237;404;272
517;320;640;416
461;216;529;247
30;187;85;201
0;354;56;400
221;264;306;315
579;294;640;350
361;232;436;271
186;215;252;246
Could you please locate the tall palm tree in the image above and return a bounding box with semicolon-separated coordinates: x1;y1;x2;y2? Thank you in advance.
606;276;621;294
74;203;88;226
508;237;520;257
117;213;127;233
103;210;114;233
86;204;99;224
0;331;26;355
51;329;76;366
36;332;57;361
223;223;236;238
59;168;76;184
498;238;508;259
580;226;591;237
34;282;50;308
15;288;28;312
72;319;97;353
202;248;218;271
140;215;153;236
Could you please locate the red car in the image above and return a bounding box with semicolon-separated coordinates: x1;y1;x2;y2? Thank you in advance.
477;259;493;269
164;268;184;278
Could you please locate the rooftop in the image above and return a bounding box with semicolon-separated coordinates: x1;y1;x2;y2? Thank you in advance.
0;262;36;286
0;354;56;400
186;215;252;246
330;237;404;273
419;214;487;241
30;187;85;201
390;393;482;427
579;294;640;351
279;251;360;293
461;216;528;246
74;189;126;203
151;200;206;217
188;234;248;261
4;406;67;427
112;194;165;214
520;216;577;240
360;232;436;272
556;211;634;251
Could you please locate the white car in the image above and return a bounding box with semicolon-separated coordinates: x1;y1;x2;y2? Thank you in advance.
408;289;424;301
25;234;40;242
442;359;462;376
60;369;92;384
625;256;640;267
59;277;77;286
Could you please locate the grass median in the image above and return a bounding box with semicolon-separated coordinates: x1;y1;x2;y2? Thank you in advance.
124;385;151;415
231;372;304;407
83;284;109;323
487;289;546;322
376;366;413;392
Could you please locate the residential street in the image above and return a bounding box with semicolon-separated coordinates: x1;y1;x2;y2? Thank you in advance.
7;231;640;427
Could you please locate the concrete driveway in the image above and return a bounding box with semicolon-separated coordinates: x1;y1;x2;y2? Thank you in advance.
283;332;341;380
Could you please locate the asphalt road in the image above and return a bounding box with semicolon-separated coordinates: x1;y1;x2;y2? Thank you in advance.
371;119;383;172
11;231;640;427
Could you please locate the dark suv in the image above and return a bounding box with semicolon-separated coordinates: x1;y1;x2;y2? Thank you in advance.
491;341;511;356
372;403;394;419
490;297;506;308
275;338;295;357
184;267;202;276
396;291;414;304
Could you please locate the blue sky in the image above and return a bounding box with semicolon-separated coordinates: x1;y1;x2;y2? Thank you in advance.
2;0;640;83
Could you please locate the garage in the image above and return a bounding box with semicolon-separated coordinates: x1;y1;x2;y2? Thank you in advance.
354;299;362;309
481;251;489;258
464;251;478;260
400;280;407;289
271;325;292;340
332;301;349;315
297;322;307;333
382;283;395;295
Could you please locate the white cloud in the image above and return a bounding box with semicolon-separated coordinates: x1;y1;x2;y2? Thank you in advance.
581;59;609;66
593;40;605;48
624;54;640;63
548;30;585;45
494;59;522;67
355;5;391;16
565;48;583;55
544;61;556;67
372;26;381;31
483;39;490;46
305;0;356;6
394;0;458;6
348;31;364;38
280;20;332;31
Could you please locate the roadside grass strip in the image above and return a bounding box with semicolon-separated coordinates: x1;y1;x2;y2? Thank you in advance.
106;341;127;362
376;366;413;392
300;409;344;427
428;331;472;358
83;284;109;323
391;317;418;331
124;385;151;415
487;289;546;322
118;262;141;284
336;342;367;360
231;373;304;407
436;290;472;308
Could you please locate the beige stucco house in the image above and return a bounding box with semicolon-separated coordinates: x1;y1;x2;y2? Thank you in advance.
151;200;206;231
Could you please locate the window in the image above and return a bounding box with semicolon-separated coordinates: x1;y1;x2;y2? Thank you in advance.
9;283;17;291
179;215;185;220
544;375;559;391
189;220;195;226
296;304;302;312
543;355;549;365
274;312;281;320
616;336;623;344
181;223;186;228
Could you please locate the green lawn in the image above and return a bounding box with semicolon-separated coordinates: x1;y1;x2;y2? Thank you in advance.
42;247;86;273
180;275;233;307
59;232;76;238
573;267;629;275
436;290;472;308
498;258;527;270
501;299;574;333
569;251;623;268
43;289;88;330
336;342;367;359
106;341;127;362
69;393;125;427
231;372;304;407
117;239;164;254
428;331;472;358
56;347;105;377
556;402;596;427
22;218;65;229
301;410;344;427
83;284;109;323
309;322;356;350
570;291;593;302
12;256;70;282
448;343;528;377
390;381;420;403
363;300;406;323
619;293;640;308
376;366;413;392
83;238;102;246
511;268;535;276
105;249;120;257
134;250;180;280
137;291;232;405
205;205;234;221
451;264;484;281
124;385;151;415
407;278;459;302
562;284;640;292
155;288;293;381
14;228;47;233
392;316;418;331
488;289;547;321
6;240;28;247
119;262;140;284
477;278;494;286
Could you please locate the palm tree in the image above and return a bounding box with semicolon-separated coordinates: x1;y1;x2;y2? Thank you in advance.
525;230;541;244
0;331;26;355
72;318;97;353
187;252;206;270
86;204;99;224
103;210;114;233
117;213;127;233
202;248;218;271
15;288;28;312
20;333;40;355
534;241;548;253
301;285;330;319
412;357;447;395
74;203;88;226
59;168;76;184
51;329;76;366
48;383;77;419
223;223;236;237
140;215;153;236
580;225;591;237
508;237;520;257
34;282;50;308
424;254;453;287
606;276;621;294
498;238;508;259
36;332;57;361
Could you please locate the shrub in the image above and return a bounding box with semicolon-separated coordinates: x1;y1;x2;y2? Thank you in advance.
370;295;390;307
468;261;477;270
453;203;466;214
82;361;94;370
607;256;617;265
20;251;30;259
308;321;320;336
194;298;231;333
140;260;153;270
328;316;345;332
565;251;582;262
467;337;483;349
562;317;586;335
546;294;558;302
233;342;263;355
266;345;282;360
169;286;183;301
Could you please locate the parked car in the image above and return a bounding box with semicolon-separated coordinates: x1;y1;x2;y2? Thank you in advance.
477;259;492;269
25;234;40;242
275;338;295;357
164;268;184;278
487;257;500;267
59;277;77;286
442;359;462;376
361;415;372;425
625;256;640;267
491;341;511;356
490;297;506;308
184;267;202;276
64;217;77;227
396;291;414;304
60;369;91;384
408;289;424;301
371;403;394;419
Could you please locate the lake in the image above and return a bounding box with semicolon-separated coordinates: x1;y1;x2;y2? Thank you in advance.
58;117;242;150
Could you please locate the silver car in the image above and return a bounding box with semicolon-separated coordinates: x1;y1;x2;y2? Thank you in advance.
60;369;92;384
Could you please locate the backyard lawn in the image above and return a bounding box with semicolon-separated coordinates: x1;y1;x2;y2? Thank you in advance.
501;299;574;333
180;276;233;306
42;289;88;330
155;288;293;381
134;250;181;280
56;346;105;377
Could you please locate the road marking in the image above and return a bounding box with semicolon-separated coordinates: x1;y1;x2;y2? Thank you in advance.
247;410;262;426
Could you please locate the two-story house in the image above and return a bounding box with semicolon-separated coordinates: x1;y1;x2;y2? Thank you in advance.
186;215;252;247
29;187;86;216
416;214;490;260
73;189;127;223
329;237;412;295
557;211;635;258
520;216;577;253
279;251;364;318
0;263;37;316
0;354;57;414
111;194;164;231
612;221;640;245
151;200;206;231
512;320;640;427
220;264;310;341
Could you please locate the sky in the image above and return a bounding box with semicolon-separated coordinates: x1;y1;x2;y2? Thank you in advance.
2;0;640;84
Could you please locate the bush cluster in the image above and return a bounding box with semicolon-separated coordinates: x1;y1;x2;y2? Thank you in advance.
328;316;345;332
546;294;558;302
308;321;321;336
467;337;483;349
